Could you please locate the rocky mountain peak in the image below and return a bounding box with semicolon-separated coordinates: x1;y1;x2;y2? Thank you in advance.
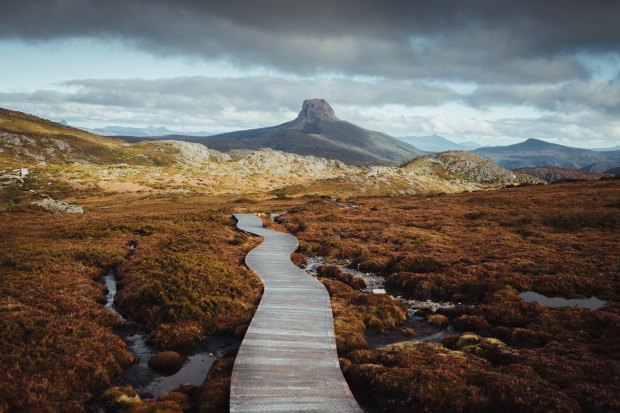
297;98;338;122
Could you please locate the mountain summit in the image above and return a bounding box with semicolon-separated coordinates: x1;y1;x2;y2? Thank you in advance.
295;98;339;122
183;99;424;164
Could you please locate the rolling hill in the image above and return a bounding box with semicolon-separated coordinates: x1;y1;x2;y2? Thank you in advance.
184;99;425;164
0;108;224;169
474;138;620;170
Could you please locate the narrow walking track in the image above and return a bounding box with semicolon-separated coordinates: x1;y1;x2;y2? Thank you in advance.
231;214;362;413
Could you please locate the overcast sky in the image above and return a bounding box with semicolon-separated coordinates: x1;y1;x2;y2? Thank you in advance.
1;0;619;148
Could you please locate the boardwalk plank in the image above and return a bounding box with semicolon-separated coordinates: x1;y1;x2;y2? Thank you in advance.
231;214;362;413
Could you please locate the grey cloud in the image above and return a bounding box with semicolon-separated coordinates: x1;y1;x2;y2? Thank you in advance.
468;77;620;114
1;1;619;83
61;76;459;112
2;74;619;148
0;76;459;130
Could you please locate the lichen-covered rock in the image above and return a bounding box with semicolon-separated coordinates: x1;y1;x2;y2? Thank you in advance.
31;197;84;214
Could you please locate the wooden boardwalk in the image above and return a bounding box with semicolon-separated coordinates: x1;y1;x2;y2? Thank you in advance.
231;214;362;413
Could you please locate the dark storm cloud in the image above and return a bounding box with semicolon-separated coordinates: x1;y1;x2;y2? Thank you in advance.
1;0;618;83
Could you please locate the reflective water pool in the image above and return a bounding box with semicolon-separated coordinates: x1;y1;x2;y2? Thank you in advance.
519;291;606;310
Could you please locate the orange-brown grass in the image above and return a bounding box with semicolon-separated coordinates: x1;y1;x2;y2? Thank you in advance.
114;212;262;349
0;195;266;412
322;279;407;354
279;180;620;412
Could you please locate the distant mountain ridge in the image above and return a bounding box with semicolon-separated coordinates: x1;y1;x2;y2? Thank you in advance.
180;99;425;164
82;125;213;137
514;166;604;183
474;138;620;170
398;135;481;152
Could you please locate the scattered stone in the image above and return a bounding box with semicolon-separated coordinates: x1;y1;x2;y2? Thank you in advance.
148;351;184;375
31;197;84;214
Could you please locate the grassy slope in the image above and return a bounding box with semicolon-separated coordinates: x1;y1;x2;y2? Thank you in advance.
0;108;120;145
0;108;189;168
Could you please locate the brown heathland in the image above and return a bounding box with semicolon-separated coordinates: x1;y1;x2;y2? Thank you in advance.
278;179;620;412
0;196;268;412
1;179;619;412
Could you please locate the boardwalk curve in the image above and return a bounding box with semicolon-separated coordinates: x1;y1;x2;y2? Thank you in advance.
231;214;362;413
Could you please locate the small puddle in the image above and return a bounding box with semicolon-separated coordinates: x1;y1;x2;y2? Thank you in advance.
519;291;606;310
100;270;239;399
305;256;456;348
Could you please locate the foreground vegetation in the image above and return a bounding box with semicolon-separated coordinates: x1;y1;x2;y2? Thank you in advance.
0;194;269;412
279;179;620;412
1;173;618;412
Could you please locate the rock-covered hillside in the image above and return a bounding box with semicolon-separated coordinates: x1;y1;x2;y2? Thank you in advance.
0;107;541;204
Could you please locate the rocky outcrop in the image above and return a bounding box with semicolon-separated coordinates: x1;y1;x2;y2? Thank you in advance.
293;98;339;124
227;149;350;176
402;151;544;185
433;151;520;184
147;140;231;164
31;197;84;214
